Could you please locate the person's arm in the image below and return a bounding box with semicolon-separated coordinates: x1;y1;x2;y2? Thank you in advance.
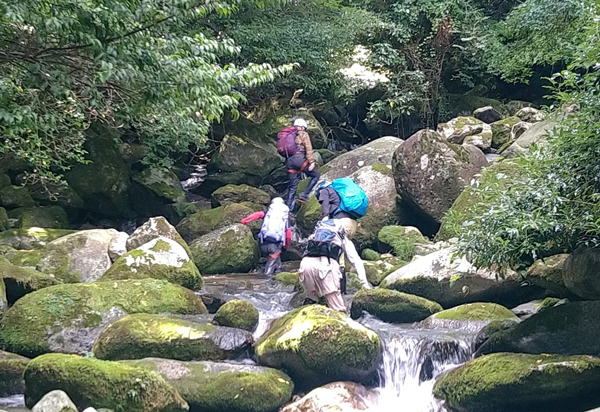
319;189;330;218
343;237;372;289
299;130;315;165
240;211;265;224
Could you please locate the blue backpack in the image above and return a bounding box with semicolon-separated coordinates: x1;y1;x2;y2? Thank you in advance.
329;178;369;219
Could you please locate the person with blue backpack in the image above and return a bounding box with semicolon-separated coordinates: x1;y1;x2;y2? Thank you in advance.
241;197;292;277
277;118;320;213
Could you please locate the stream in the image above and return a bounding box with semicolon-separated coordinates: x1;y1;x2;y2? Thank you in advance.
0;273;477;412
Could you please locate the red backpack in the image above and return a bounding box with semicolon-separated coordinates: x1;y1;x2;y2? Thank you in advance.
277;126;302;157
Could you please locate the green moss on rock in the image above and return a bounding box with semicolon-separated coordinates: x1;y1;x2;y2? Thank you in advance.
122;358;293;412
24;353;188;412
132;168;186;203
432;302;516;321
377;226;427;260
296;195;321;234
255;305;381;389
0;350;29;396
0;207;8;231
0;174;10;189
2;248;42;267
9;206;69;229
272;271;300;287
93;313;252;361
491;116;519;148
526;254;571;297
0;256;59;304
211;184;271;208
0;228;74;250
361;249;381;261
350;288;442;323
0;185;34;209
0;278;207;357
433;353;600;412
213;299;259;332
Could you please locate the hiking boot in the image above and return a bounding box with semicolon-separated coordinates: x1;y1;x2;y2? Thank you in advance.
302;298;318;306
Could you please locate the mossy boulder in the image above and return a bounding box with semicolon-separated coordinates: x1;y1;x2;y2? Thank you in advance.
1;248;42;267
363;257;407;286
93;313;252;361
563;247;600;300
421;302;517;330
123;358;293;412
0;207;9;231
476;301;600;358
132;168;186;203
361;248;380;261
0;228;74;250
177;203;262;243
0;350;28;396
433;353;600;412
280;381;378;412
27;180;85;210
272;271;300;287
36;229;121;283
392;130;488;223
255;305;381;389
9;206;69;229
213;299;259;332
189;224;259;275
350;288;442;323
377;225;428;260
437;116;493;150
211;184;271;208
0;185;35;209
0;278;207;357
100;238;203;290
490;116;519;148
526;254;573;298
24;353;188;412
0;174;10;189
437;161;520;241
381;247;543;308
0;257;59;304
474;318;521;351
126;216;191;255
0;276;6;314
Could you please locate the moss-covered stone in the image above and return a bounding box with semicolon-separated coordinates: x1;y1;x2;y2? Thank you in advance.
422;302;517;330
126;216;191;257
24;353;188;412
377;226;428;260
433;353;600;412
0;275;6;314
361;249;380;261
296;195;321;234
350;288;442;323
9;206;69;229
177;203;262;243
27;180;85;210
211;184;271;208
438;116;493;150
526;254;573;297
213;299;259;332
315;148;336;163
0;174;10;189
491;116;519;148
0;228;74;250
445;94;508;119
0;256;59;304
563;247;600;300
189;224;259;275
474;318;520;350
93;313;252;361
1;248;42;267
437;161;520;241
364;258;408;287
0;350;29;396
0;207;8;231
100;238;203;290
255;305;381;389
123;358;293;412
132;168;186;203
0;185;34;209
272;271;300;287
0;278;207;357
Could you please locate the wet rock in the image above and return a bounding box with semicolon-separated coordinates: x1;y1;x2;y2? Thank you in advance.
0;350;29;396
502;120;557;158
210;184;271;208
24;354;188;412
93;314;252;361
510;299;544;319
197;292;231;314
434;352;600;412
563;247;600;300
421;302;517;331
100;237;203;290
189;224;259;275
490;116;519;149
392;129;487;223
0;185;34;209
377;225;428;260
213;299;259;332
350;288;442;323
474;318;521;350
255;305;381;389
0;257;59;304
381;247;543;308
473;106;503;124
437;117;493;150
0;228;74;250
280;381;378;412
8;206;69;229
123;358;293;412
527;254;573;297
31;390;77;412
476;301;600;358
0;279;206;357
516;107;545;123
36;229;121;283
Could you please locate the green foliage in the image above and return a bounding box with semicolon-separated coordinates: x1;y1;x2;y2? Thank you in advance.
0;0;293;182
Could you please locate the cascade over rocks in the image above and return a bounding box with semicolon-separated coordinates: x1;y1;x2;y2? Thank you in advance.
93;314;252;361
421;302;517;331
0;350;29;396
189;224;259;275
255;305;381;389
392;129;488;224
0;278;207;357
350;288;442;323
437;117;493;150
280;381;378;412
123;358;293;412
433;353;600;412
476;301;600;357
24;353;188;412
563;247;600;300
381;247;543;308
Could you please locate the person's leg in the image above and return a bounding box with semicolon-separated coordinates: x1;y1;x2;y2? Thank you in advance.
285;155;303;211
263;242;281;277
299;257;320;302
299;167;320;202
324;291;346;312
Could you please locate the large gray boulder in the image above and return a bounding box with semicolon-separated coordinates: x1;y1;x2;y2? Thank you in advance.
280;381;378;412
381;247;543;308
526;254;573;298
31;390;78;412
473;106;503;124
563;247;600;300
502;120;557;158
437;117;493;151
392;130;488;223
126;216;190;254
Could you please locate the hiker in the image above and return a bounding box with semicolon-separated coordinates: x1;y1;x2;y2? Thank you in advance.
241;197;292;277
316;178;372;290
298;219;349;312
277;118;320;212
